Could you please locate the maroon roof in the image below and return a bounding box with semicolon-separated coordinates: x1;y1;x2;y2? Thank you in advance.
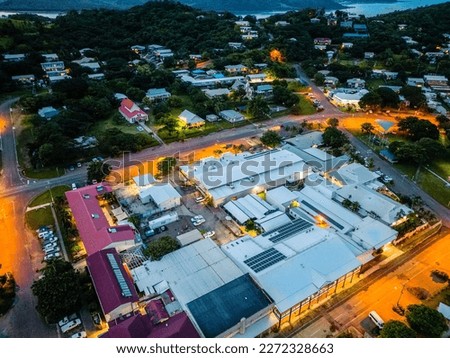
119;98;147;121
65;184;135;255
87;248;138;316
102;312;200;338
146;299;169;324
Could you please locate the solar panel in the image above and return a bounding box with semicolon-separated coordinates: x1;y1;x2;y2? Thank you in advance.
263;218;313;243
244;248;287;273
106;253;133;297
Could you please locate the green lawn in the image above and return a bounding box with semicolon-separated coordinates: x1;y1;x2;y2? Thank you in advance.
395;163;450;208
25;207;54;231
89;114;142;136
297;95;316;115
29;185;70;207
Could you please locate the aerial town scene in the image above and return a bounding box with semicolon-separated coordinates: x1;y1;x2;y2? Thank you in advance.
0;0;449;341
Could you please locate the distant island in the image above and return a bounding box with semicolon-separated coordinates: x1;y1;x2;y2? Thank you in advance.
0;0;344;12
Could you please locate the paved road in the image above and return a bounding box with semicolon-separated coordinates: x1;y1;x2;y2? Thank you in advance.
342;127;450;226
291;230;450;338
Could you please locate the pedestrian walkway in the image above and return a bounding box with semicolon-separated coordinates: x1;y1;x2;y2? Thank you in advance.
140;122;165;145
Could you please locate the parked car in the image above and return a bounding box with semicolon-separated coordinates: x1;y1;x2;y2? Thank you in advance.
44;246;60;255
193;218;206;226
42;237;58;245
60;319;82;334
71;331;87;338
195;196;206;203
136;125;144;132
190;215;204;223
203;231;215;239
44;252;61;261
76;162;82;168
43;242;58;250
91;312;102;327
38;230;53;238
58;313;78;327
71;183;77;190
36;226;51;233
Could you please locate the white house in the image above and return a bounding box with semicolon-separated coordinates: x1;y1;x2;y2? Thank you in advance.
146;88;171;102
219;110;244;123
178;109;205;127
139;184;181;211
119;99;148;123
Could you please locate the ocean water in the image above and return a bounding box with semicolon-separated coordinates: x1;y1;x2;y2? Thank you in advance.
0;0;448;19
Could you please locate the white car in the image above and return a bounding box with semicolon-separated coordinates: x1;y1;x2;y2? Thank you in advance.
195;196;206;203
43;242;58;250
58;313;78;327
42;237;58;245
193;219;206;226
44;252;61;261
44;246;60;255
71;331;87;338
136;126;144;132
190;215;204;223
203;231;215;239
61;319;82;334
38;231;53;238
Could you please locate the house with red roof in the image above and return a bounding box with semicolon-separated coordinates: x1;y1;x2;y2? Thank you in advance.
87;248;139;322
119;98;148;123
65;184;136;256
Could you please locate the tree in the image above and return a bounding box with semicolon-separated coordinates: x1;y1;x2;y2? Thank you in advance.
0;273;16;315
417;138;446;159
31;259;82;323
157;157;176;177
398;117;439;141
322;127;349;148
87;161;111;184
400;86;426;108
260;130;282;148
376;87;400;108
314;72;325;86
380;320;416;338
361;122;375;134
359;91;382;109
406;304;447;337
143;236;180;261
248;96;270;120
435;114;450;129
327;117;339;127
272;85;299;108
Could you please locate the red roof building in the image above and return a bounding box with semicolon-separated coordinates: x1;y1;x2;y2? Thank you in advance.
65;184;136;256
119;98;148;123
87;248;139;322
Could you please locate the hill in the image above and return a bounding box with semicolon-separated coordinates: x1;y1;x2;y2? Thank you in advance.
0;0;343;12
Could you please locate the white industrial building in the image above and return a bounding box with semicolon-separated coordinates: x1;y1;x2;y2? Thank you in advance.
180;149;309;207
284;131;324;149
139;184;181;210
132;238;274;338
223;194;276;224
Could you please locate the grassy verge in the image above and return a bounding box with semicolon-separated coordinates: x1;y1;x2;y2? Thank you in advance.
25;206;54;231
424;285;450;310
297;95;316;115
29;185;70;207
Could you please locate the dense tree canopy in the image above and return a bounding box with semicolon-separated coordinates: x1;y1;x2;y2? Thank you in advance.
397;117;439;141
260;130;282;148
31;259;82;323
406;304;447;338
143;236;180;261
380;320;416;338
322;126;349;148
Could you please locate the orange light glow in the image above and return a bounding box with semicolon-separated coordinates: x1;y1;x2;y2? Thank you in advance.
270;49;284;63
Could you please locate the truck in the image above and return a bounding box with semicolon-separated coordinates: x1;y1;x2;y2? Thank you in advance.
148;212;179;230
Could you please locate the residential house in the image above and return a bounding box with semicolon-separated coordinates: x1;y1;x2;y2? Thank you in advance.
38;106;60;119
3;53;25;62
424;75;448;87
346;78;366;89
246;73;267;83
353;24;368;33
139;184;181;211
343;33;369;39
341;42;354;49
255;84;273;98
224;64;248;74
407;78;425;87
206;114;220;122
310;18;320;24
235;20;250;27
42;53;59;62
41;61;65;72
314;38;332;45
242;31;259;40
11;74;35;84
340;21;353;29
364;52;375;59
119;99;148;123
383;71;398;80
178;109;205;127
228;42;244;50
324;76;339;87
87;73;105;80
275;21;289;26
146;88;171;102
204;88;230;99
219;110;244;123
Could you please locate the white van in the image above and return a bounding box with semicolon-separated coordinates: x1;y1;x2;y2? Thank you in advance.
369;311;384;329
